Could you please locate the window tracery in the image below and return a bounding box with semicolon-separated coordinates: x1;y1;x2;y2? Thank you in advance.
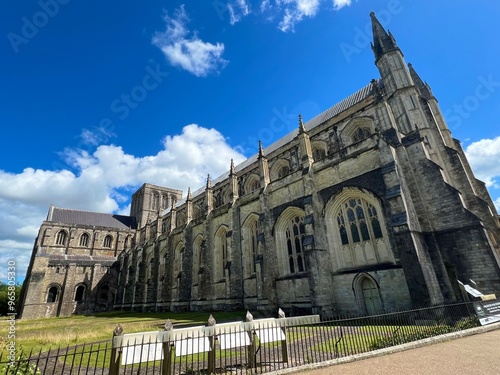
79;233;89;247
352;127;371;142
55;230;67;245
103;235;113;248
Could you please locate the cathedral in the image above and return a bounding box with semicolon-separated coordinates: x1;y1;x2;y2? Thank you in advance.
20;13;500;319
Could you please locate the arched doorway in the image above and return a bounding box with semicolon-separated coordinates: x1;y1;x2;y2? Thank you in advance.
361;277;382;315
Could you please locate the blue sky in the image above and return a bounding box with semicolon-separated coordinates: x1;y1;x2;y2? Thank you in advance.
2;0;500;282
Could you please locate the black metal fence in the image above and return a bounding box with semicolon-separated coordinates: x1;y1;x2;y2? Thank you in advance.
0;302;480;375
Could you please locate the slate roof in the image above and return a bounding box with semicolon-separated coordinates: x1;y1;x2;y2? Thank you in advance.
176;81;377;207
47;254;117;266
49;207;137;230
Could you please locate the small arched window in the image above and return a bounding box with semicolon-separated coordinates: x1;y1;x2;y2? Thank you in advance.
55;230;67;245
47;286;60;303
352;127;371;142
103;235;113;248
193;204;202;219
313;148;326;161
79;233;89;247
277;165;290;179
161;194;169;210
151;192;159;210
245;174;260;194
176;212;186;227
249;179;260;192
74;285;85;302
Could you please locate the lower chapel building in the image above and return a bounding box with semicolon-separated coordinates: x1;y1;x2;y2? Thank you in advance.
20;13;500;319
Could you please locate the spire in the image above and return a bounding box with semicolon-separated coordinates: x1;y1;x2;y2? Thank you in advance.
370;11;399;62
187;187;192;201
206;174;211;189
230;159;235;176
298;114;306;134
258;140;265;158
408;63;434;100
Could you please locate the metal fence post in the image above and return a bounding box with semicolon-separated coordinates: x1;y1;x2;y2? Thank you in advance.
109;324;123;375
246;311;256;370
208;314;216;374
162;320;173;375
278;308;288;363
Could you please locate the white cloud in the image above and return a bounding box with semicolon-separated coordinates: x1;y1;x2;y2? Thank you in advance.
80;125;116;147
0;124;245;282
152;6;228;77
228;0;251;25
332;0;352;11
275;0;321;32
494;197;500;213
464;136;500;188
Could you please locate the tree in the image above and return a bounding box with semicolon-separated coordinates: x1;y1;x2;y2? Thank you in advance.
0;282;22;316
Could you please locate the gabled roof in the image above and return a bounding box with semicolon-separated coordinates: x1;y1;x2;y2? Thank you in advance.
48;206;137;230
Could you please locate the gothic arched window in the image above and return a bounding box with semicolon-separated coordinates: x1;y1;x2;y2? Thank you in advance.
271;159;291;181
312;148;326;161
55;230;67;245
275;208;306;276
161;194;169;210
242;215;259;277
151;192;159;210
173;243;184;281
352;127;371;142
192;235;204;286
285;216;306;274
215;227;229;280
103;235;113;248
326;188;393;270
337;198;383;245
74;285;86;302
176;212;186;227
79;233;89;247
47;285;60;303
245;174;260;194
277;165;290;179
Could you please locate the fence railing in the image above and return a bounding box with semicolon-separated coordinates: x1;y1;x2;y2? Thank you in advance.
0;302;481;375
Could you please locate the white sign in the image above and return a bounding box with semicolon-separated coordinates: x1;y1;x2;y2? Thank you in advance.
122;343;163;365
174;336;210;356
219;331;251;349
255;328;285;343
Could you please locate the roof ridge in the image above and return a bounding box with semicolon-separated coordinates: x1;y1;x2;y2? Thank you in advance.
53;206;130;217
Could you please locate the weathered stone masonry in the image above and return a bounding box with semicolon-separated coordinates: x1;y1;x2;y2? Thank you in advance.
20;13;500;319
